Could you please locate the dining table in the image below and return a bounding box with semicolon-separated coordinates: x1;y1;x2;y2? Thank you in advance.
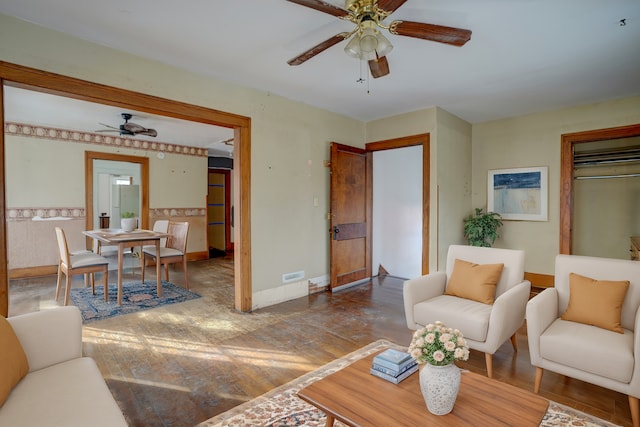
83;228;169;305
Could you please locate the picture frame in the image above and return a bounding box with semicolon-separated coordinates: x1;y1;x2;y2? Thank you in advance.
487;166;548;221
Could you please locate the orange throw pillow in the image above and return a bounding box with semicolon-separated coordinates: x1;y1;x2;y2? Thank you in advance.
445;259;504;304
561;272;629;333
0;316;29;406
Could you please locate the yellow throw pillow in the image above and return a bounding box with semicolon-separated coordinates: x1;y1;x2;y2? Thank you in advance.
561;273;629;333
444;259;504;304
0;316;29;406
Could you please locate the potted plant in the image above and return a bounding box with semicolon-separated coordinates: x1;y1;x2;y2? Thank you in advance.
120;212;137;232
463;208;503;247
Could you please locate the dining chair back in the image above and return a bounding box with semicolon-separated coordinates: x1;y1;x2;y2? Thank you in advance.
141;221;190;289
55;227;110;305
153;220;170;247
142;220;169;252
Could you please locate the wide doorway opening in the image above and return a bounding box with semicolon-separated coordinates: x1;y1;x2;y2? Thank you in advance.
0;61;252;315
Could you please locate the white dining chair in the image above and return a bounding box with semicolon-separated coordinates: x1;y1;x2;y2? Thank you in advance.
141;221;189;289
55;227;110;305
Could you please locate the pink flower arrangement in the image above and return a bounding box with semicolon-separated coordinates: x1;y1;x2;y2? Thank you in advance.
408;321;470;366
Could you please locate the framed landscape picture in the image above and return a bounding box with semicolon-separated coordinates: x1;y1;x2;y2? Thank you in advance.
488;166;548;221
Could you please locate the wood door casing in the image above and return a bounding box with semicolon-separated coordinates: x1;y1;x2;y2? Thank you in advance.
329;143;372;289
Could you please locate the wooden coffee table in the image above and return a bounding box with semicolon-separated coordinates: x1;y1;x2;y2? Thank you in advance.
297;351;549;426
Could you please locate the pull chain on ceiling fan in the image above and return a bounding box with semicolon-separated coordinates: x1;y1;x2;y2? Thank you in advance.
286;0;472;79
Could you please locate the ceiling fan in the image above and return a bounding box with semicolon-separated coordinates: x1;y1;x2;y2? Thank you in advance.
286;0;472;78
97;113;158;137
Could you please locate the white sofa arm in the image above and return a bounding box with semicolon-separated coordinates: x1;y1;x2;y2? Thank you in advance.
482;280;531;352
403;272;447;329
525;287;559;366
7;306;83;372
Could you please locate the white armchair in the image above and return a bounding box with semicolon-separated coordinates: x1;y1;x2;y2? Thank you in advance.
403;244;530;378
527;254;640;427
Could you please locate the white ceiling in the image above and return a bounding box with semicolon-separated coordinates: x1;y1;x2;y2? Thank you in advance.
1;0;639;146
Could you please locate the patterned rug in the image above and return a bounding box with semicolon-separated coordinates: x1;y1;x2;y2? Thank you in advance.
70;280;201;323
198;340;620;427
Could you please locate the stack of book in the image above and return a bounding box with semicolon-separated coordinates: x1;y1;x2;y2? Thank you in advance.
370;348;418;384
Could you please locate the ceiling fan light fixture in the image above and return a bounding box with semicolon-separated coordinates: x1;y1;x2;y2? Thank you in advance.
344;34;363;58
374;32;393;57
359;27;378;53
345;19;393;61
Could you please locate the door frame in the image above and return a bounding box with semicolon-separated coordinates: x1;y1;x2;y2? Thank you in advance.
365;133;430;275
86;151;150;232
560;123;640;254
0;61;252;316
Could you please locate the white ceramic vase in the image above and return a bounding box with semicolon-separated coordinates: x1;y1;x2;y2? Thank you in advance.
419;363;461;415
121;218;137;232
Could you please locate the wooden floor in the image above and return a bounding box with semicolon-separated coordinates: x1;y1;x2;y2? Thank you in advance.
9;256;631;427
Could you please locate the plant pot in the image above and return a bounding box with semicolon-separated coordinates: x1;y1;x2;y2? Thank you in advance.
419;363;461;415
121;218;137;232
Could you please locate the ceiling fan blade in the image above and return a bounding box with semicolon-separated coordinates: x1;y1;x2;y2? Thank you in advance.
95;129;120;133
377;0;408;14
390;21;471;46
288;33;349;66
368;56;390;79
123;122;146;133
137;129;158;137
286;0;349;18
98;122;119;130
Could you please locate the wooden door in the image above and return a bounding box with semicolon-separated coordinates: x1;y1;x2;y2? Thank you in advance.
329;143;372;289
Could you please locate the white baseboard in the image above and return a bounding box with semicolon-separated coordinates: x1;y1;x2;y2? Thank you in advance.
252;280;308;310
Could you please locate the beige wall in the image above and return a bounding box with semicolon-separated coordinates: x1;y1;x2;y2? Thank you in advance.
5;134;206;208
472;96;640;274
433;108;473;270
0;13;365;303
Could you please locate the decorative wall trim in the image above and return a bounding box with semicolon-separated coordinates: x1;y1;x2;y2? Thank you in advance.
6;207;206;220
150;208;206;217
7;207;85;220
5;122;208;157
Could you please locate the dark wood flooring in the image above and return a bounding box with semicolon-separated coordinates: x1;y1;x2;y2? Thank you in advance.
9;256;631;426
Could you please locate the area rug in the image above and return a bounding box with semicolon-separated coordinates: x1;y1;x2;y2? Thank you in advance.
70;280;201;323
198;340;620;427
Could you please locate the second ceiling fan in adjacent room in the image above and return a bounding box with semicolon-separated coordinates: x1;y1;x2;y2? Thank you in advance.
97;113;158;137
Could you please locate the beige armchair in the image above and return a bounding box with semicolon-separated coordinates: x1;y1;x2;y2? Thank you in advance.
527;254;640;427
403;244;530;378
